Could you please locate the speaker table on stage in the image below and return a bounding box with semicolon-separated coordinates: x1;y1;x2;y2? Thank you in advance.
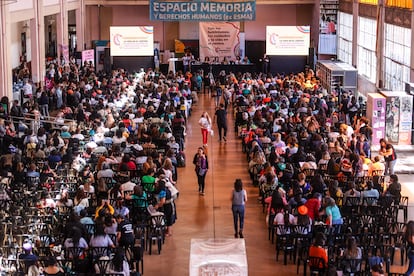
168;58;179;74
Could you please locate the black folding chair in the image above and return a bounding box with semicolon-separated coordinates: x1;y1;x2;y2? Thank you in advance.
307;256;327;275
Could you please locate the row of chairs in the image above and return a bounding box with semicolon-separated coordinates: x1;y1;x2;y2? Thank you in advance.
302;241;404;276
299;234;404;275
339;195;408;225
46;245;142;275
0;247;140;276
297;164;385;188
81;211;166;257
269;218;409;274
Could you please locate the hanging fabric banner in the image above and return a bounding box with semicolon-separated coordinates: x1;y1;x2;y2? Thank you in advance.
150;0;255;21
199;22;240;62
82;49;95;65
59;44;70;65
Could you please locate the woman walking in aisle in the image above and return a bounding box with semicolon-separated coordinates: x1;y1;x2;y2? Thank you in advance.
193;146;209;195
231;179;247;238
198;111;212;146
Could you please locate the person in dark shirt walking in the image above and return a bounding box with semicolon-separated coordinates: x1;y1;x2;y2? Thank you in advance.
214;103;228;142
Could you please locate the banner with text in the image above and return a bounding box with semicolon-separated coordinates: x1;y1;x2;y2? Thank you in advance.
199;22;240;62
150;0;255;21
82;49;95;65
110;26;154;56
59;44;69;65
266;26;310;56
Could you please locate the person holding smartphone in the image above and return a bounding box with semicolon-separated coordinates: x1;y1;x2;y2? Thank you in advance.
95;199;115;219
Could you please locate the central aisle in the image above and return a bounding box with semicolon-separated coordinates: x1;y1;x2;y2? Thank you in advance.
144;92;298;275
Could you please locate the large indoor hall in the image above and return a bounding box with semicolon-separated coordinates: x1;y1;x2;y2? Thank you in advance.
2;0;414;275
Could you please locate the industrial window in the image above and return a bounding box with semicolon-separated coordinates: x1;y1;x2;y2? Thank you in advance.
357;16;377;83
384;23;411;90
338;12;353;65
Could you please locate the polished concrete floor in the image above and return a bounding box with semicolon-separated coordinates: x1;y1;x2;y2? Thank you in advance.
143;92;410;275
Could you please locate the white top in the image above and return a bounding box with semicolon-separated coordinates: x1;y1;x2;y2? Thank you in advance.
121;181;136;194
97;169;114;179
199;117;210;129
23;83;32;96
104;261;130;276
89;234;114;248
182;55;193;66
274;213;295;226
75;197;89;208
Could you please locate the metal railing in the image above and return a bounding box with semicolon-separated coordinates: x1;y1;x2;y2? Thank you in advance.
8;113;78;128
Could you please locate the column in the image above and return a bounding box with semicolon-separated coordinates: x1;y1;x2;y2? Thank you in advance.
313;0;321;60
56;0;69;64
375;0;385;88
30;0;46;84
0;2;13;100
411;8;414;82
351;0;359;68
75;0;85;52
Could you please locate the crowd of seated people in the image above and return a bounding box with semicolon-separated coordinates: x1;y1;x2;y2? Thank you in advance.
0;60;200;275
208;68;407;274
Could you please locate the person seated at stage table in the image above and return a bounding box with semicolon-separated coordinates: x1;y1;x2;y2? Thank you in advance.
203;56;211;64
241;56;251;64
222;56;230;65
212;56;220;64
234;56;242;64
